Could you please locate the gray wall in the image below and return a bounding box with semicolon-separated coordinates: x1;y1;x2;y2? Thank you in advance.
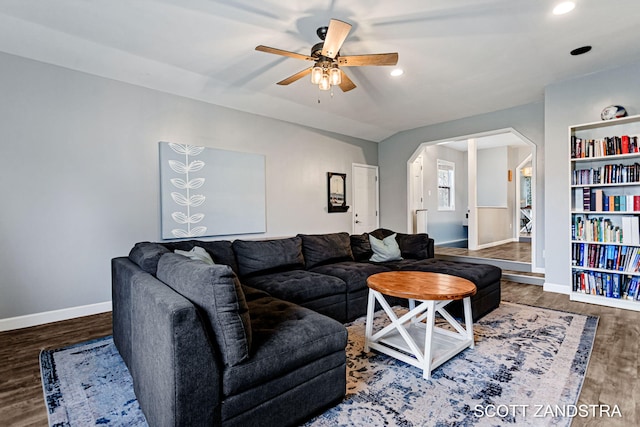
477;147;508;207
0;52;378;320
544;60;640;291
378;102;545;267
422;145;468;244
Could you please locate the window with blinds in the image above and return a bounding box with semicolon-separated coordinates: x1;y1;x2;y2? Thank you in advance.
437;159;455;211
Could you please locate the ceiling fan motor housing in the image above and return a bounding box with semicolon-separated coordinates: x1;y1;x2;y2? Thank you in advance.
316;26;328;40
311;42;325;58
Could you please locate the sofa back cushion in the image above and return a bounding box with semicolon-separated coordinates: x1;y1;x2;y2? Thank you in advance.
369;233;403;262
299;232;354;269
156;253;251;367
162;240;238;273
129;242;171;275
350;233;373;261
396;233;431;259
232;236;304;278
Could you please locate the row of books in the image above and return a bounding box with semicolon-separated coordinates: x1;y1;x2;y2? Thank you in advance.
572;243;640;272
572;270;640;300
571;135;639;159
577;188;640;212
572;215;640;244
573;216;618;242
572;163;640;185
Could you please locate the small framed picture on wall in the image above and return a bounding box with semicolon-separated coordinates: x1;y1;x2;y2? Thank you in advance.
327;172;349;213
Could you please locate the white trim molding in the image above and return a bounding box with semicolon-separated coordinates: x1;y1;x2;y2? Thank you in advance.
543;282;570;295
0;301;112;332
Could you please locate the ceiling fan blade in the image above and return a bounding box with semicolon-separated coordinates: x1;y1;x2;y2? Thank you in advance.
339;70;356;92
255;45;314;62
321;19;352;58
338;53;399;67
277;68;312;85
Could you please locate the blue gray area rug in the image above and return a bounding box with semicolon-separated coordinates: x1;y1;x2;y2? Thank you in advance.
40;302;597;426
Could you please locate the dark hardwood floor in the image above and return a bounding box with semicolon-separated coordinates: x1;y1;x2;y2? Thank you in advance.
0;312;112;426
0;282;637;426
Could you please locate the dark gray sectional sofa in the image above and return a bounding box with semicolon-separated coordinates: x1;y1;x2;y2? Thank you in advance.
111;229;501;426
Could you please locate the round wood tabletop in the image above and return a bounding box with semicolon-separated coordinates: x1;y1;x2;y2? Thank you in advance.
367;271;477;301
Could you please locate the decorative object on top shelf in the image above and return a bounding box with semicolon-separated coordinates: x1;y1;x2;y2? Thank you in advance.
601;105;628;121
327;172;349;213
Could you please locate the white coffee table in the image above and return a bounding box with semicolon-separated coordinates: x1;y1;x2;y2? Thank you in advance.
364;271;477;379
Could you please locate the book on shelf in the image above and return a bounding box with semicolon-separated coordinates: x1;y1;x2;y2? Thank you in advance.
594;189;603;211
621;216;640;245
583;188;591;211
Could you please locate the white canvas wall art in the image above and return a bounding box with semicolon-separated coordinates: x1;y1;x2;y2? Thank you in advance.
159;141;266;239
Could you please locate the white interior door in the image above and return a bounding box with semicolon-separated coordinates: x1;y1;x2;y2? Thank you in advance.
352;164;379;234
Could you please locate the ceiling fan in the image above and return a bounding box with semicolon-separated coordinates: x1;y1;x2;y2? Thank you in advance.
255;19;398;92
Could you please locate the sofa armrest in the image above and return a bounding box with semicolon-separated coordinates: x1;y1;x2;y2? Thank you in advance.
112;257;139;369
131;274;221;427
426;237;435;259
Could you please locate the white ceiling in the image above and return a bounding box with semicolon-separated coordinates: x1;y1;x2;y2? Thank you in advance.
1;0;639;142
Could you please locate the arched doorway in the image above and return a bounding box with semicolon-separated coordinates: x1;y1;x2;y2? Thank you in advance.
406;128;540;273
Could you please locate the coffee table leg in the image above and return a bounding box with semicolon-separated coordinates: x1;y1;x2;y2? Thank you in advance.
364;289;376;352
463;296;474;348
422;300;436;379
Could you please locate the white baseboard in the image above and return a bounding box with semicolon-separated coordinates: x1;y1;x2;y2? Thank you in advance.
0;301;112;332
543;282;571;295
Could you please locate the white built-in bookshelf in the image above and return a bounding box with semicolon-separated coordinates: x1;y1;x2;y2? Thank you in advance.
570;114;640;311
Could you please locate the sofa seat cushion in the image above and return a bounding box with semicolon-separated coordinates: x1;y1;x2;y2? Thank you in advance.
299;232;354;269
369;258;426;270
243;270;346;304
398;259;502;287
157;253;252;367
222;295;347;398
310;261;390;293
233;237;304;278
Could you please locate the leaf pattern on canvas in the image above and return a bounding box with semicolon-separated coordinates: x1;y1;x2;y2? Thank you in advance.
167;143;207;237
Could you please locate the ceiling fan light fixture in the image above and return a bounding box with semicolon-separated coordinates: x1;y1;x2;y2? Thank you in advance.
311;66;323;84
390;68;404;77
329;67;341;85
319;74;331;91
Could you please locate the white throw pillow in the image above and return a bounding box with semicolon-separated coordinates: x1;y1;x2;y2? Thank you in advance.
369;233;402;262
174;246;215;265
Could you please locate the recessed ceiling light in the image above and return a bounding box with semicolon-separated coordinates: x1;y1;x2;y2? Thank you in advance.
553;2;575;15
570;45;592;56
390;69;404;77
